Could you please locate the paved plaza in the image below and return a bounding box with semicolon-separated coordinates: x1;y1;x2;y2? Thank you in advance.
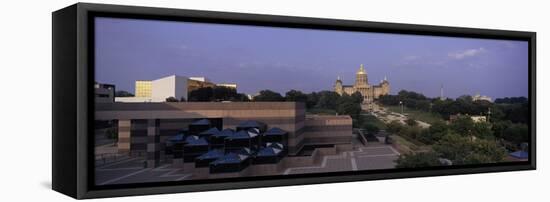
95;144;399;185
283;145;399;175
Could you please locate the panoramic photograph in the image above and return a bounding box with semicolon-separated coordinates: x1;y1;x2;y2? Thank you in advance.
93;17;529;186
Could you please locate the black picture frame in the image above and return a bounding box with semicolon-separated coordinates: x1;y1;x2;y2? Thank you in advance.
52;3;536;199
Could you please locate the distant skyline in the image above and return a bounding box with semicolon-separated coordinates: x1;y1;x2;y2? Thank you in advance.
95;17;529;99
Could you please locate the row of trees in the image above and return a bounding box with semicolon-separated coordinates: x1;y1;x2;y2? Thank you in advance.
186;86;250;102
378;90;529;124
393;116;508;168
396;132;507;168
253;89;365;126
388;116;497;146
165;88;365;126
115;90;134;97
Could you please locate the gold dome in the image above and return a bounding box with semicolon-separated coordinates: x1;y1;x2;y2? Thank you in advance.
357;64;366;74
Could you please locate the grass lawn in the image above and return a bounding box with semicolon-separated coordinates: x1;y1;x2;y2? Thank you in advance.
391;135;431;154
384;105;443;124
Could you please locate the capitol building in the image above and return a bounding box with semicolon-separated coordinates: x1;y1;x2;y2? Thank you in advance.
334;64;390;103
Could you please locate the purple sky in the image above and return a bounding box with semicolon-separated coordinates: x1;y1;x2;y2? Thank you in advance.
95;17;528;99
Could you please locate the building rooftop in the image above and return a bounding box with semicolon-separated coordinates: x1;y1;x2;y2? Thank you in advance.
185;135;209;146
191;119;211;126
237;120;266;129
264;127;287;136
196;149;224;160
200;127;220;136
227;129;259;140
211;153;249;165
257;147;283;157
213;128;235;138
167;134;185;143
266;142;284;149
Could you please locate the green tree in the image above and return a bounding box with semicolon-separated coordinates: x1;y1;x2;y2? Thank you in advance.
417;121;448;144
305;92;320;108
395;152;442;168
336;94;361;116
433;133;506;165
503;123;528;144
363;123;380;135
165;97;179;102
386;120;404;134
231;93;251;102
254;90;284;101
350;92;364;103
465;139;506;164
399;126;423;139
471;121;493;139
285;90;308;103
115;90;134;97
316;91;340;110
433;133;473;164
188;87;214;101
450;116;474;136
212;86;238;101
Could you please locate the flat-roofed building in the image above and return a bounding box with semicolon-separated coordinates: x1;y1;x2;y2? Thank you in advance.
94;83;115;103
151;75;188;102
216;83;237;89
116;75;188;103
473;93;492;102
117;75;238;103
302;115;353;146
189;77;210;82
95;102;352;167
135;80;152;97
187;78;216;93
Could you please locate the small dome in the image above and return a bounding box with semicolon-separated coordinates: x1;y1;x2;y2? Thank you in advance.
357;64;366;74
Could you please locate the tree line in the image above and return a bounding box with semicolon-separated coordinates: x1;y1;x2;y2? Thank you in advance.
164;88;365;126
393;116;508;168
378;90;528;124
376;90;530;168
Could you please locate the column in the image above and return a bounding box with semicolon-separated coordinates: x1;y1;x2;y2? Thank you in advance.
146;119;160;168
117;119;131;154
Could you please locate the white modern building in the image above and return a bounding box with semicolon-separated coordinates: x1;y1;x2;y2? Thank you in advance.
472;93;492;102
115;75;188;103
216;83;237;89
189;77;210;82
152;75;188;101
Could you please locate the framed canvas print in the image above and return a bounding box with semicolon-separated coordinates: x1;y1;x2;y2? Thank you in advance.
52;3;536;199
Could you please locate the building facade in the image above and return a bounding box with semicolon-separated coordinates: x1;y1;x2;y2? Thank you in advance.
334;64;390;103
116;75;189;103
472;93;492;102
118;75;238;103
96;102;352;159
135;80;152;97
151;75;189;102
216;83;238;89
187;78;216;93
94;82;115;103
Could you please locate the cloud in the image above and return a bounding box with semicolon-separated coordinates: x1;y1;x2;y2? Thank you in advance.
395;54;446;68
448;47;486;60
403;55;419;61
